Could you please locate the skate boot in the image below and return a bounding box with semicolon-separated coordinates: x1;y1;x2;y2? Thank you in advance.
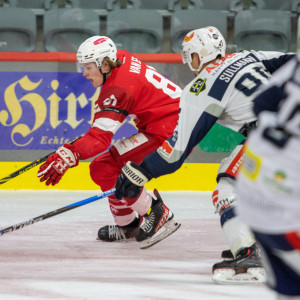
136;189;181;249
97;217;140;242
221;249;234;259
212;243;266;284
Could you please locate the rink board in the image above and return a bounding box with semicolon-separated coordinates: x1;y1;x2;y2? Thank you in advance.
0;162;219;191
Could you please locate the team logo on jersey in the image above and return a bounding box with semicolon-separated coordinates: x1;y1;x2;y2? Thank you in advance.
240;145;261;181
273;170;286;183
158;131;178;157
263;170;293;194
128;134;139;146
158;140;174;157
190;78;206;95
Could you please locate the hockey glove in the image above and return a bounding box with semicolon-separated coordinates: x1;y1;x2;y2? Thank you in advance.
115;161;153;200
37;144;80;186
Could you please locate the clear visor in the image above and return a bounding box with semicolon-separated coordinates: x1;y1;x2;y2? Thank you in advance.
76;61;99;73
181;49;192;64
76;62;84;73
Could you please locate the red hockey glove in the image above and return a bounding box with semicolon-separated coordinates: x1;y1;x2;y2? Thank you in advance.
37;144;80;186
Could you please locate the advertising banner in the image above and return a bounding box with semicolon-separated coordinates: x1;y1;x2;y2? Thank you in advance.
0;72;137;150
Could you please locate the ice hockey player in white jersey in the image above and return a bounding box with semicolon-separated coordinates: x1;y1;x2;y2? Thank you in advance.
236;55;300;297
113;26;295;284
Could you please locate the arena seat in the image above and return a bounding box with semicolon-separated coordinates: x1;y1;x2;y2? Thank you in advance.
234;10;291;52
0;7;36;51
65;0;126;13
171;0;243;13
107;9;163;53
2;0;58;15
44;8;100;52
170;9;228;52
249;0;299;12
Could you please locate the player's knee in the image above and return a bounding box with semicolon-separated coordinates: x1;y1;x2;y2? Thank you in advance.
90;158;118;189
90;159;105;185
212;177;236;215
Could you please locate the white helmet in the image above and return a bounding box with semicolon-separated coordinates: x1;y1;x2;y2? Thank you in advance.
181;26;226;73
77;36;117;72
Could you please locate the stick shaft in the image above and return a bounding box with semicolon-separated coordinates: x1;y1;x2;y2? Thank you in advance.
0;153;53;185
0;137;81;185
0;188;115;236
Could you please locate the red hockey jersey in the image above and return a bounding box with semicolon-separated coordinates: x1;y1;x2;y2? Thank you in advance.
73;50;182;160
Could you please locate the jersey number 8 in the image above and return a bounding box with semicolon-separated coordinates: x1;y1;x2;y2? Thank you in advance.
145;67;181;99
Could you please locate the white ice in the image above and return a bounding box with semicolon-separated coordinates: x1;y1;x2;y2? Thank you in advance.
0;190;276;300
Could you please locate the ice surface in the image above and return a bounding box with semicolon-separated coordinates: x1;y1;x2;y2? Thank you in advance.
0;190;276;300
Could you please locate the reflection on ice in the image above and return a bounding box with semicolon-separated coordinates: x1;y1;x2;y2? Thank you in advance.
0;191;275;300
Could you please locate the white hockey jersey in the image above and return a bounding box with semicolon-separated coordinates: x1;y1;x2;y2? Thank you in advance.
236;54;300;233
144;50;294;177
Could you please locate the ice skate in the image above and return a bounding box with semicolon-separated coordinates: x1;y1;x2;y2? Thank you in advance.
221;249;234;259
97;217;140;242
212;243;266;284
136;189;181;249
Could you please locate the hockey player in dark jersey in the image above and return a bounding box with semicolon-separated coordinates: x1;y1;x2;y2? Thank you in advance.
114;26;295;283
236;55;300;298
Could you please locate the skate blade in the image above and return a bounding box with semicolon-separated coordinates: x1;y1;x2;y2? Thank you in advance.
212;267;266;285
139;218;181;249
96;237;135;243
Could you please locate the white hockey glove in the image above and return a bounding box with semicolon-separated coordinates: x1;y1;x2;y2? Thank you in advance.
115;161;153;200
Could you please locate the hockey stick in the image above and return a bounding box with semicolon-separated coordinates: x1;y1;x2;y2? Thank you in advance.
0;188;115;236
0;136;81;185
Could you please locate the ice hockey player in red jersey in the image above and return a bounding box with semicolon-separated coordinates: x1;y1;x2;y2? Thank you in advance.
37;36;182;248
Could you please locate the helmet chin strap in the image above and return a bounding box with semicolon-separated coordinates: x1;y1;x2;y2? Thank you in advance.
99;67;112;85
188;61;203;74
